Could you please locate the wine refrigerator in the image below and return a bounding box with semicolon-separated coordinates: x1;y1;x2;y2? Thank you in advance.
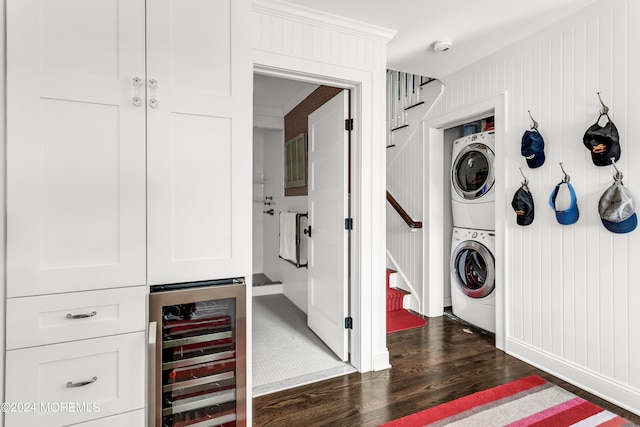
149;278;246;427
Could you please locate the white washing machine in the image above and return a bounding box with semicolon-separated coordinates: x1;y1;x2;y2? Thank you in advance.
451;131;495;231
450;227;496;333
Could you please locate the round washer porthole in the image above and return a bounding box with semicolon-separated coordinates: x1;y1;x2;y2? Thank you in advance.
451;240;495;298
452;143;495;200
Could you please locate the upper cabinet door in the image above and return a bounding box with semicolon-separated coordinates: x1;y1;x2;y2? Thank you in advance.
146;0;252;284
6;0;147;297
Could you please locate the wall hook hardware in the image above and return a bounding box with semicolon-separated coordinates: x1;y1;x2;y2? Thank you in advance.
527;110;538;130
519;167;529;186
610;157;623;182
597;92;610;119
559;162;570;183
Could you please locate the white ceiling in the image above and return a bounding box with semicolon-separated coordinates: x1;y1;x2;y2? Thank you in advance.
278;0;597;79
253;74;319;117
253;0;597;112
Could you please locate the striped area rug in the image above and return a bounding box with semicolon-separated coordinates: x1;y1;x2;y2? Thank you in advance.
381;375;637;426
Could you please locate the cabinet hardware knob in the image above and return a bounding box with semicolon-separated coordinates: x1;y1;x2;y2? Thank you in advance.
66;311;97;319
132;77;143;107
66;376;98;388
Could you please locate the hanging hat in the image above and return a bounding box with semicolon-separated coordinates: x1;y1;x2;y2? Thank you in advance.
549;182;579;225
583;119;620;166
521;129;545;168
598;180;637;233
511;186;534;226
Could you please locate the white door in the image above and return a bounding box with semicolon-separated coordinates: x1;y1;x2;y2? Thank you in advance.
6;0;147;297
146;0;252;284
307;90;350;361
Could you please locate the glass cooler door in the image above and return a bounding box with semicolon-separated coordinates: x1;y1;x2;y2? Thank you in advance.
149;282;246;427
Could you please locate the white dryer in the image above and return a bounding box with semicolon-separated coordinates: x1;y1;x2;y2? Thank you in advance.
450;227;496;333
451;131;495;231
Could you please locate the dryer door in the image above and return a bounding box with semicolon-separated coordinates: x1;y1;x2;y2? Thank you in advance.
452;143;495;200
451;240;495;298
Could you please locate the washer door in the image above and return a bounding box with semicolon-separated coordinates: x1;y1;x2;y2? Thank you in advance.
451;240;495;298
452;143;495;200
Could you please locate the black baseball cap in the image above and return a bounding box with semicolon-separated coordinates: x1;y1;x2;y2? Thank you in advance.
583;119;620;166
511;186;534;226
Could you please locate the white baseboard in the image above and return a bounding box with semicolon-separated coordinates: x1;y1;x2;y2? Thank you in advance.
506;338;640;417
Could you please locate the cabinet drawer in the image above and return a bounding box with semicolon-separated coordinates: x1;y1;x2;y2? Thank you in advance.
6;286;147;349
72;409;145;427
5;332;145;427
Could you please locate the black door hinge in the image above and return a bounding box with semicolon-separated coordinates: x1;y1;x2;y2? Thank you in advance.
345;118;354;131
344;317;353;329
344;218;353;230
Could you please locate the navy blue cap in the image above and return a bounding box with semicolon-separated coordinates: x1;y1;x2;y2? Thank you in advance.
549;182;579;225
521;130;545;168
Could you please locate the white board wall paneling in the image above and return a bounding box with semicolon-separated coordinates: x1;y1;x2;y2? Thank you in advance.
628;0;640;389
425;0;640;413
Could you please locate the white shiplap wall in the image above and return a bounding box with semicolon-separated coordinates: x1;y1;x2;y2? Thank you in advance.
425;0;640;414
386;81;443;311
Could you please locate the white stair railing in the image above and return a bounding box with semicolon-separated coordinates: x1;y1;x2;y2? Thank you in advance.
386;70;435;147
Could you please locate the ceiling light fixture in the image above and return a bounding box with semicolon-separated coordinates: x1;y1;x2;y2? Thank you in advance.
433;39;453;52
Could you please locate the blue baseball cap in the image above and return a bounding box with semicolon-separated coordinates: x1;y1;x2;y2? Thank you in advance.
549;182;579;225
521;130;545;168
598;181;637;233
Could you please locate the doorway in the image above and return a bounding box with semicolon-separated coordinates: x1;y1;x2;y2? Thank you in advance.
251;72;356;396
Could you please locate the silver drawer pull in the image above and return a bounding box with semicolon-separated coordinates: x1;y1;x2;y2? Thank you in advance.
66;311;97;319
66;376;97;388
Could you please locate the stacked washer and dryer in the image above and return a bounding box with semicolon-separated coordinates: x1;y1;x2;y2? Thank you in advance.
450;130;496;333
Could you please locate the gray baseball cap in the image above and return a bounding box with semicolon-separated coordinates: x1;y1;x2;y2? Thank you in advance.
598;181;637;233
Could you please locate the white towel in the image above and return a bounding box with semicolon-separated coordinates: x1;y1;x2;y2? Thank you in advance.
279;212;298;263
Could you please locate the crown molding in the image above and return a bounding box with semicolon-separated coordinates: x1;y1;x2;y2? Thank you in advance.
252;0;397;44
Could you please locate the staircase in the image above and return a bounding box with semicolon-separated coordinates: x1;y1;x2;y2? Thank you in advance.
386;269;426;333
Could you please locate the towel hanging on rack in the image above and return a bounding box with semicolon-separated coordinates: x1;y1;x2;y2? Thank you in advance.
279;212;298;264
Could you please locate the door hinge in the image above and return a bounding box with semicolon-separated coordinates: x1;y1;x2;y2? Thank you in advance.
345;118;354;131
344;218;353;230
344;317;353;329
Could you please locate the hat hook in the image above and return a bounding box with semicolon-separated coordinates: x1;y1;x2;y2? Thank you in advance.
518;167;529;186
610;157;623;182
597;92;610;119
559;162;570;183
527;110;538;130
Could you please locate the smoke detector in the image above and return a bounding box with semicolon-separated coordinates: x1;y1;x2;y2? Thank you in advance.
433;39;453;52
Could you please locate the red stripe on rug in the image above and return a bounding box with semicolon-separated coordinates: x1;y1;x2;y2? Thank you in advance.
506;397;584;426
525;400;601;426
386;309;426;333
381;375;547;426
599;415;631;427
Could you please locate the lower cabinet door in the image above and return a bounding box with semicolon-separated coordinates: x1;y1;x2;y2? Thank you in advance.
4;332;145;427
71;409;145;427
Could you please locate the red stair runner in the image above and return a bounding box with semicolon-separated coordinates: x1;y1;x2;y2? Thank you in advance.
386;269;426;333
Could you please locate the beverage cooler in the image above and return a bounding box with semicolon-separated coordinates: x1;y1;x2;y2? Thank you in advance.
149;279;246;427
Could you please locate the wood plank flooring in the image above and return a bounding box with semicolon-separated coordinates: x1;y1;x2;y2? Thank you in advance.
252;314;640;426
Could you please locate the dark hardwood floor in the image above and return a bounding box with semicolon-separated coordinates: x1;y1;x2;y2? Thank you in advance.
252;315;640;426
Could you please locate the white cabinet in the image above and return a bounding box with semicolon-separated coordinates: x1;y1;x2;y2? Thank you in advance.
6;0;147;297
5;0;251;426
5;332;145;427
146;0;252;284
6;0;252;296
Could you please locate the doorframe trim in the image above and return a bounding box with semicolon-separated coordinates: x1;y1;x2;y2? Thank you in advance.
252;58;377;373
422;92;507;351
